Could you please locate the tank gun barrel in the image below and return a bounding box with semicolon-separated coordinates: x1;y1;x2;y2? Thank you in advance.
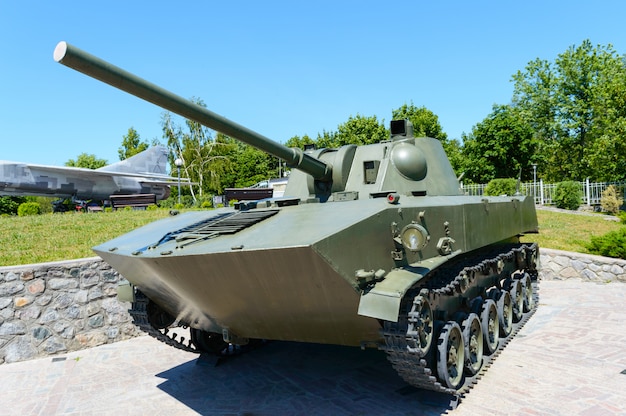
53;41;332;181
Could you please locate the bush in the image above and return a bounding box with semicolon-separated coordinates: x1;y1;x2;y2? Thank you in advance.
146;204;158;211
17;202;41;216
600;185;623;215
0;196;25;215
587;228;626;259
484;178;518;196
553;181;581;210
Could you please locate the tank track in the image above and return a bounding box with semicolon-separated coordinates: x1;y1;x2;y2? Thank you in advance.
129;290;199;353
380;243;539;405
129;291;265;357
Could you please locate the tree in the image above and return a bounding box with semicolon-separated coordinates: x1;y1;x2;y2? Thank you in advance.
118;127;149;160
223;141;278;188
512;40;626;182
65;153;107;169
317;115;388;148
285;134;315;149
460;105;536;183
161;99;236;198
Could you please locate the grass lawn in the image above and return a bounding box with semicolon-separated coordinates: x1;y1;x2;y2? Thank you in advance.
525;208;623;253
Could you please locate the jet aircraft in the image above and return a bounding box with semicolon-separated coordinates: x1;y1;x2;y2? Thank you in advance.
0;146;185;207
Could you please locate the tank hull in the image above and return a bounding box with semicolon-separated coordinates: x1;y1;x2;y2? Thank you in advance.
94;194;537;347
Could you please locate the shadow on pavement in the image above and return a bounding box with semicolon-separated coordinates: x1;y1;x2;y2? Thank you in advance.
155;341;453;416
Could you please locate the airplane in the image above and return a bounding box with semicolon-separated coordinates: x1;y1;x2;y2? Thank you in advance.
0;146;187;210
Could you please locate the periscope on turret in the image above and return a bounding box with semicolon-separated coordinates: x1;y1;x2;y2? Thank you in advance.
55;41;539;399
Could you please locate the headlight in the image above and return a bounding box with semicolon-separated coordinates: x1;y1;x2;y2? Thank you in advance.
400;223;430;252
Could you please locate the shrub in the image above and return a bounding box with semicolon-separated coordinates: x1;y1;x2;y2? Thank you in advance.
146;204;158;211
553;181;581;210
17;202;41;216
600;185;623;215
484;178;518;196
587;228;626;259
0;196;25;215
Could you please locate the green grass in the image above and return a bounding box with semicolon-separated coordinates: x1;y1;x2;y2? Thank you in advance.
0;209;171;266
0;207;623;267
523;209;623;253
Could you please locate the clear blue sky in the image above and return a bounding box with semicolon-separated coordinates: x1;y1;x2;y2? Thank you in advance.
1;1;625;167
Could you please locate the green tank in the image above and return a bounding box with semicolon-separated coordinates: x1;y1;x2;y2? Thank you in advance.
54;41;539;397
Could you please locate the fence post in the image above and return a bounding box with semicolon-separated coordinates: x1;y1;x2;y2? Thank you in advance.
586;178;591;206
539;179;544;205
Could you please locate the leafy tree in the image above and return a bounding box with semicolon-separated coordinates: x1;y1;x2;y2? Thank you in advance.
221;140;279;188
512;40;626;181
118;127;149;160
317;115;388;148
161;100;236;198
65;153;107;169
460;105;536;183
285;134;315;149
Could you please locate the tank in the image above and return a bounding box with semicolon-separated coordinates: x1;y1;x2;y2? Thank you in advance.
54;41;539;398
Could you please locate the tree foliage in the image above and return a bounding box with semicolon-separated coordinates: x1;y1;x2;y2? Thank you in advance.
460;105;536;183
65;153;107;169
118;127;149;160
315;114;388;148
512;40;626;182
161;98;236;198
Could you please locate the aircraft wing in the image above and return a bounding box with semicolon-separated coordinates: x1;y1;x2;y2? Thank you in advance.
12;163;188;181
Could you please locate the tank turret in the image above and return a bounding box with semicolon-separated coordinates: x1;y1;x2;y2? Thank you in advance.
54;41;539;401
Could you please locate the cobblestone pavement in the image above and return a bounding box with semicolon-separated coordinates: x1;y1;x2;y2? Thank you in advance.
1;279;625;416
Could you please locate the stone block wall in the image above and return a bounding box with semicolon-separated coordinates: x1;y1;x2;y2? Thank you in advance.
540;248;626;282
0;257;139;364
0;248;624;365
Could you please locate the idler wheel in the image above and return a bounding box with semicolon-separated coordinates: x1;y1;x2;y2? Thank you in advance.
461;313;483;375
480;299;499;355
406;293;434;356
146;300;176;329
191;329;229;354
437;321;465;389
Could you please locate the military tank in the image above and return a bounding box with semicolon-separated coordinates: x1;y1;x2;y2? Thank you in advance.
54;41;539;397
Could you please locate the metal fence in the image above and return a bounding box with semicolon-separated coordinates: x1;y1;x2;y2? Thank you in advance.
460;179;626;206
